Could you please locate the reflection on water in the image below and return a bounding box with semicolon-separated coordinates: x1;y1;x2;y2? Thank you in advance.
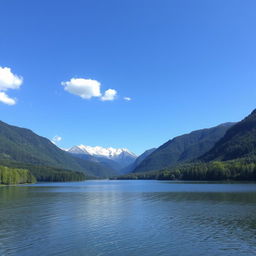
0;180;256;256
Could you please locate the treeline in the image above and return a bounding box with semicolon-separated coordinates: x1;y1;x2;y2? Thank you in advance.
0;160;86;182
116;158;256;181
29;165;86;182
0;166;36;185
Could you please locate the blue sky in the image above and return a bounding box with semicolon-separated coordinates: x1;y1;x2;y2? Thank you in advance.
0;0;256;155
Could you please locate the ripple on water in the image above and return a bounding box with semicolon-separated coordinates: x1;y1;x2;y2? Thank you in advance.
0;180;256;256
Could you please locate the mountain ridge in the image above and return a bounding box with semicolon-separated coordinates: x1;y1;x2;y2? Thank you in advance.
0;120;117;178
133;122;235;173
68;144;137;170
120;148;156;174
200;110;256;162
68;144;136;158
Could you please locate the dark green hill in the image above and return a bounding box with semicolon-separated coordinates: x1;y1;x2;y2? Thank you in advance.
133;123;234;173
0;120;115;179
200;109;256;161
121;109;256;181
120;148;156;174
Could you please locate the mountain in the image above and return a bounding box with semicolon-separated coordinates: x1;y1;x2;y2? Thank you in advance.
200;109;256;161
120;148;156;174
67;153;123;172
68;145;137;170
133;123;234;173
117;109;256;181
0;120;117;179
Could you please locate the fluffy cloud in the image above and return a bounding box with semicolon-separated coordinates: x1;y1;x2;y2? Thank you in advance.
61;77;118;101
101;89;117;101
0;67;23;105
61;78;101;99
52;135;62;144
123;97;131;101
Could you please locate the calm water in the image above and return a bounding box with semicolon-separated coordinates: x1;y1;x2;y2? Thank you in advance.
1;180;256;256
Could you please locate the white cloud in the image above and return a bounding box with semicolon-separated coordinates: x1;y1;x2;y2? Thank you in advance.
101;89;117;101
0;67;23;105
124;97;131;101
0;92;16;105
52;135;62;144
61;77;118;102
61;78;101;99
0;67;23;90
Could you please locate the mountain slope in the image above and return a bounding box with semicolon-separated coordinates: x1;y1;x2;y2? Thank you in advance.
133;123;234;173
118;109;256;181
0;120;116;178
121;148;156;174
200;109;256;161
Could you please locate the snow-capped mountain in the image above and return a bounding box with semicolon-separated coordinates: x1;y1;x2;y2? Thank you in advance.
69;145;136;158
67;145;137;169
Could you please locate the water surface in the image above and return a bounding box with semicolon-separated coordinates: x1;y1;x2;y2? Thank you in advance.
1;180;256;256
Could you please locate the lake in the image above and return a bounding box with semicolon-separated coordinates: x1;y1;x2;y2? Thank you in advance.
0;180;256;256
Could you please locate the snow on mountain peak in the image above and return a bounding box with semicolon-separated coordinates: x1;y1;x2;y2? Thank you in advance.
68;145;137;159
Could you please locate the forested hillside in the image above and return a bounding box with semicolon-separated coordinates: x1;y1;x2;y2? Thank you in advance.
121;148;156;174
118;158;256;181
119;110;256;181
133;123;234;173
0;120;116;179
200;109;256;161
